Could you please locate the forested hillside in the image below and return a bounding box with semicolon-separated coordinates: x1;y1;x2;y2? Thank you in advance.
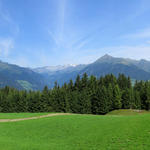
0;73;150;114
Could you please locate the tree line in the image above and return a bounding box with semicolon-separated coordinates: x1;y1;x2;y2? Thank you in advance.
0;73;150;114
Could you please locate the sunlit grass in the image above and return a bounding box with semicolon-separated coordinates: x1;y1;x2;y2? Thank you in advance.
0;112;150;150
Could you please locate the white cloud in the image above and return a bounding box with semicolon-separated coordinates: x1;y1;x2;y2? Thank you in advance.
0;38;14;56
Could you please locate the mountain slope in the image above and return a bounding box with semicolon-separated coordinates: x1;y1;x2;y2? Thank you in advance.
34;64;87;87
34;54;150;87
80;54;150;80
133;59;150;73
1;55;150;90
0;61;46;90
81;62;150;80
33;64;86;75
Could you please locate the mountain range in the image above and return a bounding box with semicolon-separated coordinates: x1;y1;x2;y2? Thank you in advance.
1;54;150;90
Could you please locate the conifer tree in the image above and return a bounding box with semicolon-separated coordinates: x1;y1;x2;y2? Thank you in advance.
107;84;113;111
92;86;109;114
79;90;91;114
40;86;50;112
113;85;122;109
122;88;131;109
81;73;88;88
98;86;109;114
133;90;141;109
75;75;82;91
68;79;74;91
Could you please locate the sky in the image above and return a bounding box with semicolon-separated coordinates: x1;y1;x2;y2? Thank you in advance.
0;0;150;67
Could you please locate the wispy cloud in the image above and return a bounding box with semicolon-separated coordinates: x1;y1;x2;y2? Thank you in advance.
48;30;60;46
0;0;20;59
46;0;150;66
0;38;14;56
147;40;150;44
102;45;150;60
123;28;150;39
74;39;90;50
59;0;67;41
48;0;110;58
72;44;150;64
48;0;67;47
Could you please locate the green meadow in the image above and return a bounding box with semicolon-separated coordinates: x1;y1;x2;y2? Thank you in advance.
0;110;150;150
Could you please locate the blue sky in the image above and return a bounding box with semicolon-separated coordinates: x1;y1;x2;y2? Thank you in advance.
0;0;150;67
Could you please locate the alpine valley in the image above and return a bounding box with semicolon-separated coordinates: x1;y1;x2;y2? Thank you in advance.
1;54;150;90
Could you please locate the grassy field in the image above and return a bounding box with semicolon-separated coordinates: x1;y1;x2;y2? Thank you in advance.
0;110;150;150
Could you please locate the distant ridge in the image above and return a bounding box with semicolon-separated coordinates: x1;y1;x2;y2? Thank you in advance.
0;60;46;90
33;54;150;87
1;54;150;89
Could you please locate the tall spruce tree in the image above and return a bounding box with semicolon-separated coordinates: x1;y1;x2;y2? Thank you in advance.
75;75;82;91
133;90;141;109
113;85;122;109
98;86;109;114
92;86;109;114
107;84;113;111
81;73;88;89
122;88;131;109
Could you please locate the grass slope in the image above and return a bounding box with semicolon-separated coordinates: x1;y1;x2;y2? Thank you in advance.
107;109;150;116
17;80;33;90
0;111;150;150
